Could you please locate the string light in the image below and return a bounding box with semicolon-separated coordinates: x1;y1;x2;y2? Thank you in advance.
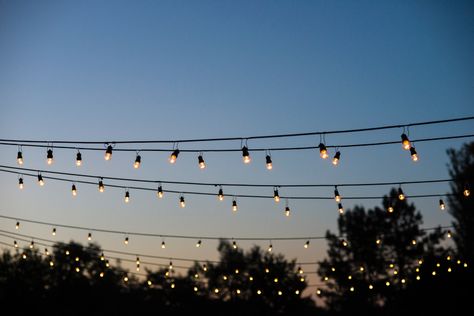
268;242;273;252
71;184;77;196
196;240;201;248
52;228;56;236
341;239;348;247
133;153;141;169
157;185;163;198
37;173;44;186
46;148;54;165
273;188;280;203
464;184;470;197
15;221;19;230
439;198;446;210
98;178;105;192
18;177;24;190
332;151;341;166
198;154;206;169
169;261;173;270
446;230;452;238
318;143;328;159
105;145;113;161
14;240;18;248
161;241;166;249
124;190;130;203
232;240;238;249
242;146;251;164
304;240;310;249
338;203;344;215
87;232;92;241
17;148;23;165
76;151;82;166
285;206;291;217
169;149;180;164
401;133;411;150
124;236;129;245
410;146;419;162
179;195;186;208
218;187;224;201
334;186;341;203
29;240;34;249
387;204;394;213
232;198;238;212
265;154;273;170
398;187;405;200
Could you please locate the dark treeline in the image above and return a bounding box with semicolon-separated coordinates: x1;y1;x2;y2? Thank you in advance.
0;143;472;315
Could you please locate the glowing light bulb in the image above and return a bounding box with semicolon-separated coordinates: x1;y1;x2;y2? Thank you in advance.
38;174;44;186
334;187;341;202
30;240;34;249
304;240;310;249
104;145;113;160
318;143;328;159
232;241;237;249
157;185;163;198
232;199;238;212
76;151;82;166
265;155;273;170
196;240;202;247
124;237;129;244
14;240;18;248
46;149;54;165
447;230;452;238
161;241;166;249
17;150;23;165
338;203;344;215
273;188;280;203
124;190;130;203
15;221;20;230
332;151;341;166
198;155;206;169
218;188;224;201
387;204;394;213
169;149;179;164
18;177;24;190
203;264;207;271
341;239;348;247
398;187;405;200
133;154;141;169
376;238;381;245
285;206;290;217
369;284;374;290
98;179;105;192
242;146;251;164
410;146;419;162
257;290;262;295
71;184;77;196
179;196;185;208
169;261;173;270
464;184;470;197
268;243;273;252
88;233;92;241
411;239;417;245
401;133;411;150
439;199;446;210
298;266;303;274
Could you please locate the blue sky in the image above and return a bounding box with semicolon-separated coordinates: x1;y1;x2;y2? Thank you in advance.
0;0;473;299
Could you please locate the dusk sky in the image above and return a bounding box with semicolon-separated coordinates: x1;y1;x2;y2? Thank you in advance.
0;0;473;299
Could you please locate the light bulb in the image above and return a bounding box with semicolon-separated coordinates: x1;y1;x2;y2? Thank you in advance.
14;240;18;248
447;230;452;238
218;188;224;201
273;189;280;203
17;150;23;165
196;240;202;247
88;233;92;240
157;185;163;198
198;155;206;169
179;196;185;208
232;241;237;249
47;149;54;165
401;133;411;150
387;205;394;213
76;152;82;166
52;228;56;236
104;145;113;160
318;143;328;159
285;206;290;217
124;237;129;244
410;146;419;162
304;240;310;248
332;151;341;166
334;187;341;202
232;199;238;212
464;184;470;197
136;257;140;265
18;177;24;190
30;241;34;249
203;264;207;271
38;174;44;186
169;261;173;269
242;146;251;164
268;243;273;252
398;187;405;200
124;190;130;203
169;149;179;164
439;199;446;210
298;266;303;274
341;239;348;247
133;154;141;169
71;184;77;196
15;221;19;229
98;179;105;192
265;155;273;170
161;241;166;249
338;203;344;214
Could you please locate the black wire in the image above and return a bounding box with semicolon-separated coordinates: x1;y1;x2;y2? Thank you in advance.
1;116;473;144
1;133;474;152
0;168;456;200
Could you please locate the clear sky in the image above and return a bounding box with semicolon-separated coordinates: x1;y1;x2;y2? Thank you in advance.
0;0;473;300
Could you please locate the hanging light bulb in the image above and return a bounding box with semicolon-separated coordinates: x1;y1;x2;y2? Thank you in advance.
332;151;341;166
268;242;273;252
334;186;341;202
136;256;140;265
439;199;446;210
242;146;251;164
179;195;186;208
124;190;130;203
71;184;77;196
161;241;166;249
15;221;20;230
232;199;238;212
387;204;394;213
52;228;56;236
124;237;129;245
398;187;405;200
218;187;224;201
169;261;173;270
169;149;180;164
298;266;303;274
265;154;273;170
98;179;105;192
401;133;411;150
338;203;344;214
274;188;280;203
198;154;206;169
285;206;291;217
46;148;54;165
17;149;24;165
38;173;44;186
196;240;202;247
30;240;34;249
203;264;207;271
14;240;18;248
87;233;92;241
464;184;470;197
133;154;141;169
104;145;113;161
341;239;348;247
232;240;238;249
75;151;82;166
318;143;328;159
304;240;310;248
447;230;452;238
18;177;24;190
157;185;163;198
410;146;419;162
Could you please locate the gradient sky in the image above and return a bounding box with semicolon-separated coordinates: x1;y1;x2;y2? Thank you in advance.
0;0;473;300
